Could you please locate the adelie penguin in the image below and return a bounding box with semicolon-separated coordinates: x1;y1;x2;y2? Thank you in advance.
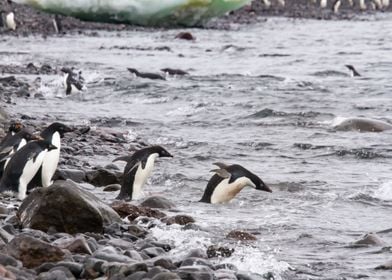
0;140;57;200
114;146;173;200
345;65;361;77
0;121;24;146
0;130;41;179
200;162;272;204
30;122;73;188
61;67;86;95
127;68;166;80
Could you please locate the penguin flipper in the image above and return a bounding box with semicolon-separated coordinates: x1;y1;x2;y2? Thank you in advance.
213;162;230;169
210;168;231;179
113;155;133;163
125;162;140;176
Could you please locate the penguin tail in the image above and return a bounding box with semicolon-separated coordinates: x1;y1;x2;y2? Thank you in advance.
113;155;133;163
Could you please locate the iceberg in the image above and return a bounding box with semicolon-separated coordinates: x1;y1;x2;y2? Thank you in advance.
15;0;251;26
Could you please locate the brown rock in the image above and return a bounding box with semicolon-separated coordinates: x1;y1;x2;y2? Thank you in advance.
17;180;121;234
175;32;195;41
54;236;93;255
111;201;166;221
85;169;122;187
0;264;16;279
5;234;65;268
226;230;257;241
206;245;234;258
161;215;195;226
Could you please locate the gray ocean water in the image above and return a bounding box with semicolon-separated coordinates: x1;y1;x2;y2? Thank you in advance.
2;15;392;279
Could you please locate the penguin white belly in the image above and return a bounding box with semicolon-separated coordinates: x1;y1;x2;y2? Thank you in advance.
132;153;158;199
320;0;327;8
6;13;16;31
41;132;60;187
18;150;47;200
4;139;26;169
210;177;253;204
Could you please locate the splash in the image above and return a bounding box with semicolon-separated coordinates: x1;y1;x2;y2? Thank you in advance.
373;181;392;201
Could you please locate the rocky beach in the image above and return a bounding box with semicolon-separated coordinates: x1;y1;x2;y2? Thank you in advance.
1;0;392;279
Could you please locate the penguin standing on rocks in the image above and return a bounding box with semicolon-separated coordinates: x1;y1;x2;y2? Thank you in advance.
0;122;24;146
0;140;57;200
200;163;272;204
36;122;73;188
114;146;173;200
5;12;16;31
0;130;41;178
332;0;342;13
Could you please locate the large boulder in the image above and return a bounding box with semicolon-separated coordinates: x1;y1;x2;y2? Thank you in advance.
17;180;121;234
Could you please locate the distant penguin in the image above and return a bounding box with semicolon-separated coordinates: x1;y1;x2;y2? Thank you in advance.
373;0;383;9
0;130;41;178
37;122;73;187
0;121;24;147
262;0;272;8
359;0;367;10
5;12;16;31
332;0;342;12
0;140;57;200
320;0;328;8
347;0;354;6
345;65;361;77
277;0;286;7
114;146;173;200
61;67;85;95
382;0;390;8
127;68;166;80
200;162;272;204
160;68;189;76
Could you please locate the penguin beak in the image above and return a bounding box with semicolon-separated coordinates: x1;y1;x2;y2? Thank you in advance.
256;182;272;193
48;144;58;151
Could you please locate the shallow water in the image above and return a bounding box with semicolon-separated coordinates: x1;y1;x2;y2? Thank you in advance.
2;14;392;279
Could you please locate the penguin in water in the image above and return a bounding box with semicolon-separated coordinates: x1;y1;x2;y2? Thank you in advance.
127;68;166;80
36;122;73;188
200;162;272;204
0;121;24;146
0;130;41;178
345;65;361;77
114;146;173;200
61;67;85;95
0;140;57;200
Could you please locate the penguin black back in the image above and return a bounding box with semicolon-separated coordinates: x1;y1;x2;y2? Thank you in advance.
0;121;24;146
127;68;166;80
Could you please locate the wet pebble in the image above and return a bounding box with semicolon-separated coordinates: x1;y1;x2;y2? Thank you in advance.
103;184;121;192
93;246;134;263
128;224;149;238
0;253;21;267
226;230;257;241
124;250;144;261
111;201;166;220
180;257;214;268
103;262;147;277
176;265;214;280
53;236;93;255
54;168;86;183
141;247;167;258
162;215;195;226
214;269;237;280
140;196;175;209
152;272;181;280
206;245;235;258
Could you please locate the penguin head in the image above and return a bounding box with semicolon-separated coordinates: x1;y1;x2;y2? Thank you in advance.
8;121;24;133
251;174;272;193
152;146;173;158
127;68;139;75
20;130;43;142
46;122;73;137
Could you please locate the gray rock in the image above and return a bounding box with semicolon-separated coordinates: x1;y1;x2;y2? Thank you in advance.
93;246;135;263
36;262;83;278
214;263;238;271
180;258;214;269
53;236;93;255
18;180;121;234
185;249;207;259
54;169;86;183
5;265;36;279
82;257;107;278
162;215;195;226
140;196;175;209
107;238;135;250
176;265;214;280
5;234;65;268
141;247;167;258
104;262;148;277
153;258;177;270
226;230;257;241
37;269;75;280
86;169;122;186
0;227;14;243
236;271;266;280
145;267;169;278
0;108;8;123
152;272;181;280
124;250;144;261
128;225;149;238
103;184;121;192
125;271;147;280
0;264;16;279
0;253;20;267
375;260;392;270
214;269;237;280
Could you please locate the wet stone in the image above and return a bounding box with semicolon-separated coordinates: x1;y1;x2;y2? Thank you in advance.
180;258;214;269
226;230;257;241
111;201;166;221
86;168;122;186
162;215;195;226
214;263;238;271
5;266;37;280
141;247;167;258
236;271;266;280
140;196;175;209
0;264;16;279
104;262;148;277
151;272;181;280
214;269;237;280
53;236;93;255
37;268;75;280
107;238;135;250
82;257;107;278
125;271;147;280
103;184;121;192
145;267;169;278
53;169;86;183
176;265;214;280
93;246;134;263
0;253;20;267
153;258;177;270
206;245;234;258
185;248;208;259
128;224;149;238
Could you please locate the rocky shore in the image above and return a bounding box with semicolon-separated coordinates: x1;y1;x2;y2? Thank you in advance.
1;0;391;36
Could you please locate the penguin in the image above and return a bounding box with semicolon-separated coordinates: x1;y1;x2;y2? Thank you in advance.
332;0;342;13
382;0;390;8
262;0;272;8
0;140;57;200
113;146;173;200
320;0;328;8
347;0;354;6
37;122;73;187
0;130;41;178
160;68;189;76
61;67;85;95
0;121;24;146
127;68;166;80
5;12;16;31
345;65;361;77
359;0;367;10
200;162;272;204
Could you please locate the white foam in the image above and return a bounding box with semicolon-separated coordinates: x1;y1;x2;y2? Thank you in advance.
373;181;392;201
329;116;348;127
